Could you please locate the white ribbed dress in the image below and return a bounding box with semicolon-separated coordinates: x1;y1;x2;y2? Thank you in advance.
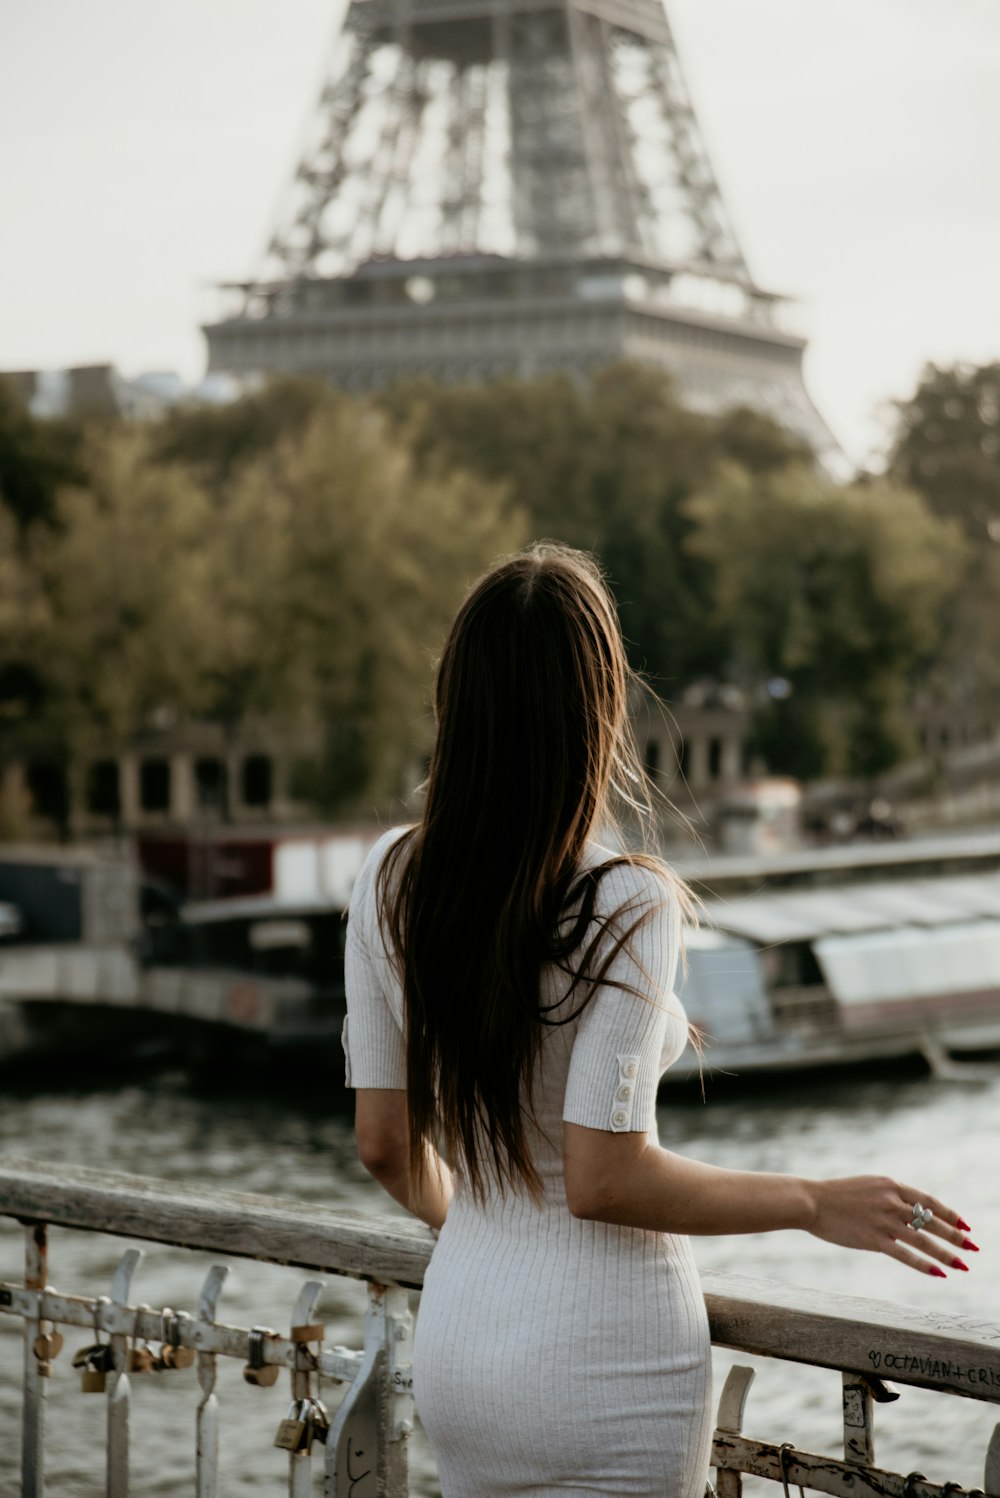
344;830;712;1498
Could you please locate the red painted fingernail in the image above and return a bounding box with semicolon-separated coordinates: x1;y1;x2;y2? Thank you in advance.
963;1239;980;1252
951;1259;969;1271
929;1267;947;1278
957;1218;971;1231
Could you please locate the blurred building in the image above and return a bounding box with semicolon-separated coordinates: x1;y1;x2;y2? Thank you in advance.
0;719;320;843
5;364;247;421
1;697;754;843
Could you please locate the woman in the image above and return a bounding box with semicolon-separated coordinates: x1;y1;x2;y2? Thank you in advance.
343;543;974;1497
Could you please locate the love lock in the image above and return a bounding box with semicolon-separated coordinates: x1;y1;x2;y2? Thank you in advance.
274;1396;332;1454
32;1327;64;1379
73;1298;114;1393
128;1305;156;1374
243;1326;280;1387
154;1308;196;1372
778;1443;806;1498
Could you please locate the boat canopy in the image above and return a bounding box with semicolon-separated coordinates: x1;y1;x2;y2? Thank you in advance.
703;871;1000;944
815;920;1000;1006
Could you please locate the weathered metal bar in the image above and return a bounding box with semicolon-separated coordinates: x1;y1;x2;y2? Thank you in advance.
324;1283;414;1498
711;1433;994;1498
107;1252;141;1498
987;1423;1000;1493
288;1280;325;1498
195;1266;228;1498
713;1366;755;1498
381;1286;414;1494
842;1372;876;1465
327;1284;395;1498
21;1223;48;1498
0;1284;363;1383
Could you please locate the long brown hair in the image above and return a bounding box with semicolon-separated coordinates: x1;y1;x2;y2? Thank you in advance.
377;543;695;1201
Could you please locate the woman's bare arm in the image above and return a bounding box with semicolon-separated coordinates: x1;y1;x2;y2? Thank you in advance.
356;1088;453;1231
563;1123;974;1277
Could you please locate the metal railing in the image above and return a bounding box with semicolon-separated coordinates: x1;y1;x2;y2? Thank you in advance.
1;1155;999;1498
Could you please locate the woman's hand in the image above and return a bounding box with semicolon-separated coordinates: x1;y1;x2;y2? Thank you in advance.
807;1176;976;1276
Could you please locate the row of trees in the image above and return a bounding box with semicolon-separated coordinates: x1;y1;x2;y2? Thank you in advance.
1;360;997;819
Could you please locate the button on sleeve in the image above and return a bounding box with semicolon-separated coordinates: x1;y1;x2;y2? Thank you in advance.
562;864;682;1134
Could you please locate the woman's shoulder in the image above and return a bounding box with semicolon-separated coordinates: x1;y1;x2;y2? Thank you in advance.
575;844;684;943
581;841;678;905
350;825;413;921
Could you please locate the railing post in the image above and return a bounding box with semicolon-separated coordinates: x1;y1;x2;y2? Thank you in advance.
383;1284;414;1497
195;1265;228;1498
21;1222;48;1498
107;1249;143;1498
325;1281;413;1498
985;1422;1000;1494
288;1278;325;1498
713;1365;756;1498
843;1373;876;1464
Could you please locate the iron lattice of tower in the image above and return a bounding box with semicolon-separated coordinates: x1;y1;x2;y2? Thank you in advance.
204;0;838;460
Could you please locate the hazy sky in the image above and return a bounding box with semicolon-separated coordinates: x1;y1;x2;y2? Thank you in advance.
1;0;998;464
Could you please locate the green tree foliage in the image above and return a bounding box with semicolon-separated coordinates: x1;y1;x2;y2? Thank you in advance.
203;396;523;805
378;363;809;689
889;362;1000;720
150;378;333;494
685;466;967;778
889;362;1000;542
0;502;48;733
0;378;84;528
5;392;522;816
6;358;983;816
21;429;218;762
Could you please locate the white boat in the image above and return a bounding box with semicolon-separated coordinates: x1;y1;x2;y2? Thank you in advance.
670;862;1000;1082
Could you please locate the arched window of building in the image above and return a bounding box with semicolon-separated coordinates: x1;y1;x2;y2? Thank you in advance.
26;760;68;824
195;757;228;813
87;760;120;816
140;758;171;812
242;754;272;808
708;737;722;780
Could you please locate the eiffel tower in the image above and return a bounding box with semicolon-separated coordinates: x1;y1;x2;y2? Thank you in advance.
204;0;838;460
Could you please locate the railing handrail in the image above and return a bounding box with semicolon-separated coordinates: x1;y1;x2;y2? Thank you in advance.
3;1153;1000;1408
0;1153;433;1288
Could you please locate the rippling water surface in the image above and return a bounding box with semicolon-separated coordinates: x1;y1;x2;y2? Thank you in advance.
1;1065;997;1495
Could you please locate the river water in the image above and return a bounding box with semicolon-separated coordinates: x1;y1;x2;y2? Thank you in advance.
1;1064;997;1496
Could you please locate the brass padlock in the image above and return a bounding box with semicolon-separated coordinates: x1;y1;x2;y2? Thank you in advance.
82;1346;114;1393
129;1344;156;1374
32;1330;64;1377
157;1308;196;1370
243;1326;280;1386
310;1398;331;1446
290;1322;325;1344
274;1400;307;1452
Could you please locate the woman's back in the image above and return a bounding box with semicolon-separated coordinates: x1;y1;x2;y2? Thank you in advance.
345;828;712;1497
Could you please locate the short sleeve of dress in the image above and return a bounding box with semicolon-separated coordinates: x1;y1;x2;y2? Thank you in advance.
343;831;408;1090
562;863;682;1134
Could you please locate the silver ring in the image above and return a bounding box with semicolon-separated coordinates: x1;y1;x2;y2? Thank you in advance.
909;1203;933;1232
